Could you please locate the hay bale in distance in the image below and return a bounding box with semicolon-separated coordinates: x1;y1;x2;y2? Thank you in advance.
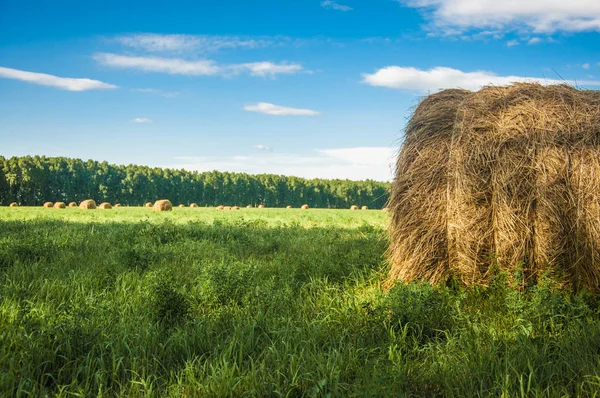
98;202;112;209
53;202;66;209
9;202;18;207
286;205;292;209
258;204;265;209
68;202;77;207
43;202;53;208
144;202;152;208
152;200;172;212
223;206;232;210
388;83;600;292
361;206;368;210
216;205;224;210
301;204;309;210
350;205;358;210
79;200;96;210
246;204;252;208
190;203;198;208
178;204;185;208
114;204;121;208
232;206;240;210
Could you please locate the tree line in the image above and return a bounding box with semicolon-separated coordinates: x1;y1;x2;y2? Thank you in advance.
0;156;390;208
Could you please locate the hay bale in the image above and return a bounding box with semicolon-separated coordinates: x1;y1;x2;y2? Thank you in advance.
258;204;265;209
388;83;600;292
43;202;53;208
179;204;185;208
9;202;18;207
68;202;77;207
246;204;252;208
190;203;198;208
301;204;309;210
232;206;240;210
79;200;96;210
216;205;224;210
382;207;389;212
286;205;292;209
53;202;66;209
98;202;112;209
350;205;358;210
144;202;152;207
361;206;368;210
152;200;172;212
223;206;232;210
114;204;121;208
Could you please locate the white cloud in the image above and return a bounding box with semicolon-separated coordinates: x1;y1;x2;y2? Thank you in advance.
362;66;600;92
321;1;353;11
132;118;153;123
252;144;273;151
582;63;591;70
506;40;519;47
244;102;320;116
168;147;395;181
527;37;542;45
0;66;117;91
94;53;303;77
400;0;600;34
115;34;283;53
133;88;180;97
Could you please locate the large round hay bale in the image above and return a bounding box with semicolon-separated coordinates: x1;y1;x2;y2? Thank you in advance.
43;202;53;208
381;207;389;212
286;205;292;209
190;203;198;208
152;200;172;212
361;206;368;210
98;202;112;209
144;202;152;208
9;202;18;207
79;200;96;210
350;205;358;210
388;83;600;292
68;202;77;207
178;204;185;208
223;206;232;210
53;202;66;209
246;204;252;208
216;205;224;210
258;204;265;209
232;206;240;210
114;204;121;208
301;204;309;210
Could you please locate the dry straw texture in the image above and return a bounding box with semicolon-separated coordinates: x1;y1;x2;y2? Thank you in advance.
68;202;77;207
361;206;369;210
179;204;185;208
190;203;198;208
53;202;66;209
79;200;96;210
152;200;172;212
223;206;232;210
43;202;53;208
388;83;600;292
9;202;18;207
114;204;121;208
232;206;240;210
286;205;293;209
301;204;309;210
350;205;358;210
98;203;112;210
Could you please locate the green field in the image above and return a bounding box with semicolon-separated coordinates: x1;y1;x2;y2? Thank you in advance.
1;207;600;397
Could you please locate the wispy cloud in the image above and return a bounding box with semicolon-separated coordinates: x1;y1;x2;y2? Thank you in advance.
399;0;600;35
132;118;153;123
362;66;600;92
114;33;290;53
321;1;353;11
506;40;519;47
582;63;591;70
252;144;273;151
94;53;303;77
167;147;395;181
133;88;180;98
527;37;542;45
244;102;320;116
0;66;117;91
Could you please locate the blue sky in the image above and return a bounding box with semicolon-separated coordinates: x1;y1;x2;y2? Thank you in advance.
1;0;599;181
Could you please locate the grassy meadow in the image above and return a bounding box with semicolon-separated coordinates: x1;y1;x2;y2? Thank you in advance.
1;206;600;397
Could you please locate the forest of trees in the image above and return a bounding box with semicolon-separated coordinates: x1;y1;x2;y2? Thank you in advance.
0;156;390;208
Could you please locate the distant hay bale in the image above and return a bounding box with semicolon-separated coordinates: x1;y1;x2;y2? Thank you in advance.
286;205;292;209
190;203;198;208
79;200;96;210
114;204;121;208
361;206;368;210
216;205;224;210
9;202;18;207
388;83;600;292
258;204;265;209
179;204;185;208
98;202;112;209
68;202;77;207
53;202;66;209
144;202;152;207
246;204;252;208
350;205;358;210
43;202;53;208
223;206;232;210
232;206;240;210
152;200;172;212
301;204;309;210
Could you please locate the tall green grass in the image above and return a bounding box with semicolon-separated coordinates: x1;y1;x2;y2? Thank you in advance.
0;208;599;396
